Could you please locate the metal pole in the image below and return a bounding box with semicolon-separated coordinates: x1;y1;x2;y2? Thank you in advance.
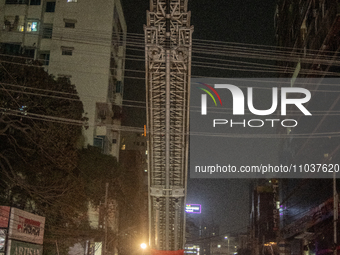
334;173;338;255
228;238;230;255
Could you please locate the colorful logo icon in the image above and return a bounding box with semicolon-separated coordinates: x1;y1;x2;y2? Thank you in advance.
197;82;222;115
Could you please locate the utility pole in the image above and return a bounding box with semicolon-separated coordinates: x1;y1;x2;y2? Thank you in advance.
103;182;109;255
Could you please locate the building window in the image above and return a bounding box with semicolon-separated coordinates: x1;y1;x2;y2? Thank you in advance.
30;0;40;4
4;16;25;32
0;43;21;55
39;51;50;65
93;136;105;150
65;22;75;28
61;47;74;56
45;1;56;12
5;0;28;4
115;81;122;93
42;23;53;38
67;0;77;2
23;48;35;58
62;49;72;55
26;20;39;32
64;19;76;28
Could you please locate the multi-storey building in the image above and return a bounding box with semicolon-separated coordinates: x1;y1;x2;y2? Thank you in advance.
0;0;126;160
275;1;340;254
249;182;279;255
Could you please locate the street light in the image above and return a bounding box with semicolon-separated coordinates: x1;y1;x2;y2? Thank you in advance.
140;243;147;255
225;236;230;255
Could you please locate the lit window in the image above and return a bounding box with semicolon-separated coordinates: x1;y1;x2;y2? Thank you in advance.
217;245;221;248
26;21;39;32
67;0;77;2
4;16;25;32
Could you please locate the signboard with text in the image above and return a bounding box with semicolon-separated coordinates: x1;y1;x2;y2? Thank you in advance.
185;204;201;214
7;239;43;255
8;208;45;245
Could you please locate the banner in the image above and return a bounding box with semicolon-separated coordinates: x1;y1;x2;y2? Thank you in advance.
8;208;45;245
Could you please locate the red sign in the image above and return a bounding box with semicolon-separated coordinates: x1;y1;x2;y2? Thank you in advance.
8;208;45;244
151;249;185;255
0;206;10;228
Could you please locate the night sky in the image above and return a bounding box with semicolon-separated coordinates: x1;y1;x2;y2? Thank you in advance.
121;0;277;236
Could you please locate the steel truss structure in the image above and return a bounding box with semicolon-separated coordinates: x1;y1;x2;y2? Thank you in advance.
144;0;193;251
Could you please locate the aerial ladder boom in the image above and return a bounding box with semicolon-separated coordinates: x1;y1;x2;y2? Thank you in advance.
144;0;193;253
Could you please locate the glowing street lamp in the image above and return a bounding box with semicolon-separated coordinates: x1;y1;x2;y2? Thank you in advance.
225;236;230;255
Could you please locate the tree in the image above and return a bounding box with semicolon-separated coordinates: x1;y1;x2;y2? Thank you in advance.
0;53;88;253
0;53;139;254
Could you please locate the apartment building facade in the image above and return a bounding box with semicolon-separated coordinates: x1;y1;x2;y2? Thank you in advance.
0;0;126;160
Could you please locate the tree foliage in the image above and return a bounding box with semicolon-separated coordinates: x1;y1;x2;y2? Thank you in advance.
0;53;140;255
0;54;89;252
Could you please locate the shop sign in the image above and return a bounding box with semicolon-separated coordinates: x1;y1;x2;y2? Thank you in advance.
7;240;42;255
8;208;45;245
